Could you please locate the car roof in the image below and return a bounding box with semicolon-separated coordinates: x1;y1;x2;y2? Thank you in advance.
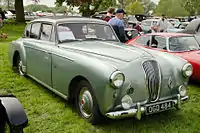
31;16;108;25
145;32;193;37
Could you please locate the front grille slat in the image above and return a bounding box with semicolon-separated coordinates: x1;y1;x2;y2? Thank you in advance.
142;60;161;102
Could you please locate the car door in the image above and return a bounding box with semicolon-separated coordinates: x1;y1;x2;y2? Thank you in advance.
24;22;54;87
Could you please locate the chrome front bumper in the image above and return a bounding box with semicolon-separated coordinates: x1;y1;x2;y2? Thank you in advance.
105;94;188;119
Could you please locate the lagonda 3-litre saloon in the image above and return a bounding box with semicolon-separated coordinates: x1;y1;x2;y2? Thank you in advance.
8;16;192;125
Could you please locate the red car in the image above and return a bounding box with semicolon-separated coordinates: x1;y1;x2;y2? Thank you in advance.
127;33;200;81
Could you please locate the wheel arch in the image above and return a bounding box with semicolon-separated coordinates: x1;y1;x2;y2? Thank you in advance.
68;75;89;101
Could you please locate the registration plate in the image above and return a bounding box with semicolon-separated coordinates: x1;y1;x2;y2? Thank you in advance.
146;101;174;115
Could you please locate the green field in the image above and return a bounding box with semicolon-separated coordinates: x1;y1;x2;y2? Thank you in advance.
1;23;200;133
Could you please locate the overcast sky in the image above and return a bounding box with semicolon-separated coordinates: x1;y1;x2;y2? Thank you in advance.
23;0;160;7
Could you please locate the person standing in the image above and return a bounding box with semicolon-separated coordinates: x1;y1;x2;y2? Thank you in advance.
156;14;169;32
134;22;142;32
0;8;5;26
103;7;115;22
108;9;127;43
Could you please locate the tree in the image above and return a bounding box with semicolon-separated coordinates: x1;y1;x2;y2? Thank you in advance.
181;0;200;15
56;0;103;16
25;4;50;12
0;0;15;10
98;0;115;11
15;0;25;22
124;0;156;15
141;0;157;15
125;1;144;15
155;0;189;17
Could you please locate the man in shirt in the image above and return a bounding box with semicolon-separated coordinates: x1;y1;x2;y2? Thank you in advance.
156;14;169;32
108;9;127;43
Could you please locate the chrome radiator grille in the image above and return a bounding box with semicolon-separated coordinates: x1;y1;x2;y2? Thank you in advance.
142;60;161;102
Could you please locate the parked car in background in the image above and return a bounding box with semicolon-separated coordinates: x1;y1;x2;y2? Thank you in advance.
181;18;200;44
125;28;141;40
174;22;190;29
127;15;139;28
127;32;200;81
24;11;39;21
9;16;191;124
168;18;180;26
0;94;28;133
4;10;15;20
141;19;183;33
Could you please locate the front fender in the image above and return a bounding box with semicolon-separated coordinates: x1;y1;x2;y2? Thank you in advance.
0;94;28;128
8;39;27;69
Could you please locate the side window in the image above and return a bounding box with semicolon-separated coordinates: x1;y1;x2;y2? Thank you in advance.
40;24;52;41
153;36;167;49
135;36;150;46
30;23;41;39
23;24;31;38
57;25;75;42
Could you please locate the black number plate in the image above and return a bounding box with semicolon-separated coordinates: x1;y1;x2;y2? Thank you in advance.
146;101;174;115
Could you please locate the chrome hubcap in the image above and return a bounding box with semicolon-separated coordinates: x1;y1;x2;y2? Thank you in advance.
78;87;93;118
18;58;23;75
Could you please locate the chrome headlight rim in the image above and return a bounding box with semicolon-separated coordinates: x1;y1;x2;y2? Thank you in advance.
179;85;187;97
109;71;125;89
182;63;193;77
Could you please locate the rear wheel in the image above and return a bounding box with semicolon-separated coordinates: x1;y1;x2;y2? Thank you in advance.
75;80;103;125
16;55;25;76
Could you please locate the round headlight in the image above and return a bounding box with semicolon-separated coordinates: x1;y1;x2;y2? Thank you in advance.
182;63;193;77
179;85;187;97
127;31;132;37
110;71;125;88
121;95;133;109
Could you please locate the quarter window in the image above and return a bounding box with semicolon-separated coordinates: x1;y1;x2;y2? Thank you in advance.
153;36;167;49
40;24;52;41
30;23;41;39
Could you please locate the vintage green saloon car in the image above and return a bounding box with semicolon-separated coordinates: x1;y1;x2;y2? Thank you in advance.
8;16;192;125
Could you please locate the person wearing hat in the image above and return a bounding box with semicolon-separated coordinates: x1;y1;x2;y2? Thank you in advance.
108;9;127;43
156;14;170;32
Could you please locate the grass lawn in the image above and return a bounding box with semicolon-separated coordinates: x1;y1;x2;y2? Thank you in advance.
1;23;200;133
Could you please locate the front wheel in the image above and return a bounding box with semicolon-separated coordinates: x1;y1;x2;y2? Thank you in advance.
75;80;103;125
